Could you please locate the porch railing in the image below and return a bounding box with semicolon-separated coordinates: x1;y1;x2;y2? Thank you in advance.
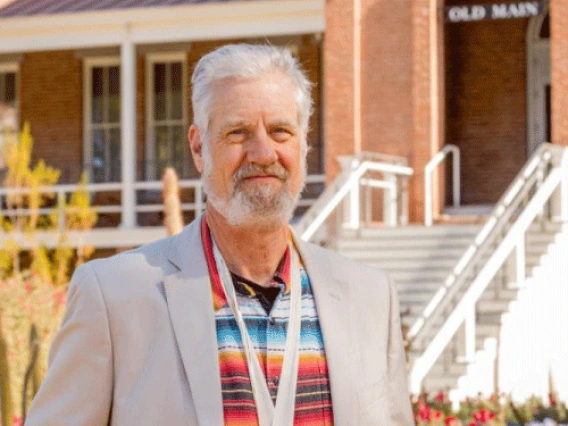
424;144;461;226
0;174;326;230
294;152;414;242
408;143;568;393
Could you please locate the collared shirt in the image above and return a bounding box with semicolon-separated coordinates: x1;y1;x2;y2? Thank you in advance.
201;218;334;425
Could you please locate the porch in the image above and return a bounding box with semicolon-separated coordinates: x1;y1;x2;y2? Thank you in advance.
0;0;325;244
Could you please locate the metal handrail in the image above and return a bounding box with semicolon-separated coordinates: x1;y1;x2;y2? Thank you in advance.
294;154;413;241
424;144;461;226
409;143;568;393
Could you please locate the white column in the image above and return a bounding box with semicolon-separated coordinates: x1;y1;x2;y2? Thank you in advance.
121;40;137;228
348;158;361;229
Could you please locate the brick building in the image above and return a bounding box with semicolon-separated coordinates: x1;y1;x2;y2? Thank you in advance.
2;0;568;402
0;0;566;233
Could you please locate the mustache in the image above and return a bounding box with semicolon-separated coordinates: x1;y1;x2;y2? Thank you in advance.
233;163;289;184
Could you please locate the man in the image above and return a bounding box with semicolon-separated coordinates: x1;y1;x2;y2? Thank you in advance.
26;44;413;425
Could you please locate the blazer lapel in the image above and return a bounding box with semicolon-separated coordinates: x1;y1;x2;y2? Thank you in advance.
295;238;357;425
164;219;224;426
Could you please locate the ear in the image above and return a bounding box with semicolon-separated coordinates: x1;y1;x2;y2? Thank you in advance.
188;124;204;174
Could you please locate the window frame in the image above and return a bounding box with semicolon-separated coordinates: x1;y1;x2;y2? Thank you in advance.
0;62;20;170
145;52;188;181
0;62;20;124
83;56;121;183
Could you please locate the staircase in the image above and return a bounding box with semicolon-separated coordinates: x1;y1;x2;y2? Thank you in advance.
295;142;568;396
333;221;562;391
334;225;480;327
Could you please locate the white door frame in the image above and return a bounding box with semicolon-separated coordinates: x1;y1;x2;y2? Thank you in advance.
527;2;550;154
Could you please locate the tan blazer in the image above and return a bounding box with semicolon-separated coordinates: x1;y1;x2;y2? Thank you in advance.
25;218;414;426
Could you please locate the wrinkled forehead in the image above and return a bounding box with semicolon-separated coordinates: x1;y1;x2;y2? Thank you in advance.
207;73;300;128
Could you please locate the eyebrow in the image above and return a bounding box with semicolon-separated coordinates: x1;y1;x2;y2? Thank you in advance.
269;119;297;129
219;118;298;132
219;119;252;131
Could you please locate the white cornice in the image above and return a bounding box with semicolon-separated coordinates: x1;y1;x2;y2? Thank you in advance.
0;0;325;53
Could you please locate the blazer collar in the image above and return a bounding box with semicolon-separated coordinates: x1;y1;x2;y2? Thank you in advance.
294;235;357;425
163;217;224;426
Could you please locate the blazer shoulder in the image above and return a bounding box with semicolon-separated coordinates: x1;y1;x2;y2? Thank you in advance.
300;240;391;288
82;234;178;289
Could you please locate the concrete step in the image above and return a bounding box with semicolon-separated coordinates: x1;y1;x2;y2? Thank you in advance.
525;232;558;245
429;362;469;378
395;281;443;294
337;246;466;260
528;221;564;233
336;237;474;250
477;299;514;313
353;257;459;272
422;375;460;391
339;224;481;239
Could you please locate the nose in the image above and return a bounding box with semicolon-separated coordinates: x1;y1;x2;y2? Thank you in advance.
246;128;278;166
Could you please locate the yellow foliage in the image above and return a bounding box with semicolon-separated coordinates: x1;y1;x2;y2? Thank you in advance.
66;172;98;231
1;123;98;421
1;123;97;283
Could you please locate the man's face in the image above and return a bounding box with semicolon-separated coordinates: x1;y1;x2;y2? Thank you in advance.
189;71;306;228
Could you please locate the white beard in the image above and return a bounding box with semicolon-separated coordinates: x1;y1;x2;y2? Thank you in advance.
201;148;305;229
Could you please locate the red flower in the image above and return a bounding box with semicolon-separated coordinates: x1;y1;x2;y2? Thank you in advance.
472;408;496;423
445;416;458;425
24;282;33;293
418;402;432;421
435;391;446;403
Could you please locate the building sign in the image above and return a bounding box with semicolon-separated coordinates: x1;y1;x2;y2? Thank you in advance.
446;1;542;23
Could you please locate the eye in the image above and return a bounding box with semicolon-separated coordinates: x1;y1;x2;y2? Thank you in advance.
227;128;248;143
271;127;292;142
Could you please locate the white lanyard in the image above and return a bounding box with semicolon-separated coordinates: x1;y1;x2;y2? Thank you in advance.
212;238;302;426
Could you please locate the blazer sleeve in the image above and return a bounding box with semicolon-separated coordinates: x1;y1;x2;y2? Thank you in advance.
25;263;113;426
385;273;415;425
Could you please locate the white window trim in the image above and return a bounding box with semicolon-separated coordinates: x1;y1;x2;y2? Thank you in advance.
145;52;188;180
83;56;121;182
0;62;19;73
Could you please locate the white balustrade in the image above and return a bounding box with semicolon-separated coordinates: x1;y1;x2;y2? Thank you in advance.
409;143;568;393
424;144;461;226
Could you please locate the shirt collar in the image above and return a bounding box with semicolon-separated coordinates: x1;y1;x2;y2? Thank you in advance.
200;216;292;311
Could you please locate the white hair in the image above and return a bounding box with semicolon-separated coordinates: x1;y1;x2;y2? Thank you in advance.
191;43;313;147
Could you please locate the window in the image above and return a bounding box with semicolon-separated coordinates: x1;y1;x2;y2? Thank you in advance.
0;64;19;170
146;53;188;180
0;68;17;110
84;58;121;183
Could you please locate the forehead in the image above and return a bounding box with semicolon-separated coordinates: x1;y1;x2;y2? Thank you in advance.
208;72;299;126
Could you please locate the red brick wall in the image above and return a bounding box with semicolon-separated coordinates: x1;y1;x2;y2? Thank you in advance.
324;0;357;179
20;50;83;183
551;0;568;146
361;0;413;159
445;13;529;204
325;0;440;222
411;0;445;222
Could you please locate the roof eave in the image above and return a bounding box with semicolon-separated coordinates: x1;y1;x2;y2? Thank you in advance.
0;0;325;54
